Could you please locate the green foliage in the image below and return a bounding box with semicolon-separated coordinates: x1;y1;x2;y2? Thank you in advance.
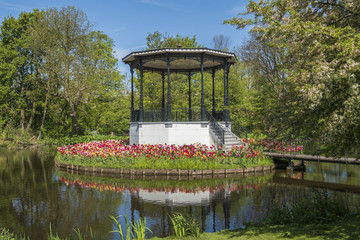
265;190;354;225
225;1;360;157
48;224;96;240
110;215;151;240
132;218;152;240
0;228;27;240
47;134;128;146
0;6;126;143
0;10;41;137
110;215;130;240
170;213;200;237
0;225;95;240
146;31;202;50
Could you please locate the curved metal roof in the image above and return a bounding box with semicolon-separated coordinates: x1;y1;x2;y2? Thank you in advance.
122;48;236;72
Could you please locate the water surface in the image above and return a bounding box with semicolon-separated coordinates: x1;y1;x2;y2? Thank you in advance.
1;147;359;239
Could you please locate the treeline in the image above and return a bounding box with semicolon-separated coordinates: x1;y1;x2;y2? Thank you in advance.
1;2;359;157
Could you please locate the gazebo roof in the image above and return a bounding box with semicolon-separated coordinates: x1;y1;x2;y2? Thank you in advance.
122;48;236;72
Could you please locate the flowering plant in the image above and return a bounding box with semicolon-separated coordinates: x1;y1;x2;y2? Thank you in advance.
56;140;272;170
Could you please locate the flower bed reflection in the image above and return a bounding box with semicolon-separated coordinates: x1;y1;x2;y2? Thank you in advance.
58;172;273;195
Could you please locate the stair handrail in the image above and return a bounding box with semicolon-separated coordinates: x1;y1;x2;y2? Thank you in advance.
230;118;250;141
206;111;225;145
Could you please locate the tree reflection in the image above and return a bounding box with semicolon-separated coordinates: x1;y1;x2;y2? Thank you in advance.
0;147;122;240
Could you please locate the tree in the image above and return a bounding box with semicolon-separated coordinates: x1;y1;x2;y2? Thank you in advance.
29;6;122;136
225;0;360;156
146;31;201;49
0;10;41;138
213;34;231;51
234;33;297;136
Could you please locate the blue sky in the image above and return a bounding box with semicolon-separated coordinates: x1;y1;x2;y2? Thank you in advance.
0;0;251;74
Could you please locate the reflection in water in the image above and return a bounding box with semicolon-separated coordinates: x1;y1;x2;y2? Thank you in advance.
58;172;272;237
0;147;120;240
1;147;360;239
306;162;360;185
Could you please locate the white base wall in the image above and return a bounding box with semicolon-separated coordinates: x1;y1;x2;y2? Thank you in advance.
130;122;216;146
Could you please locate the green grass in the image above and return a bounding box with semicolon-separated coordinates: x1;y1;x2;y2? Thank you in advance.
150;215;360;240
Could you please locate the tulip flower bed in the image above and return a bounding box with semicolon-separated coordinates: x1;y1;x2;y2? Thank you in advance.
56;140;273;170
245;138;304;153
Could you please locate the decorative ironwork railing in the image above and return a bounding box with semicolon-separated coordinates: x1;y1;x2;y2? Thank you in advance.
230;118;249;140
212;111;225;122
131;108;203;122
206;111;225;144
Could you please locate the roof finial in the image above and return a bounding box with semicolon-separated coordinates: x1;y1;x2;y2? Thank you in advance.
177;41;182;48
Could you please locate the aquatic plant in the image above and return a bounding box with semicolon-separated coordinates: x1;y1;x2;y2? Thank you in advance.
110;215;151;240
169;213;200;237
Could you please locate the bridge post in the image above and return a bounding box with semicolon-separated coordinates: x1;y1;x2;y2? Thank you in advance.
286;158;294;171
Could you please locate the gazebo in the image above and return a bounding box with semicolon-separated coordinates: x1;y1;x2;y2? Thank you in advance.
122;47;242;149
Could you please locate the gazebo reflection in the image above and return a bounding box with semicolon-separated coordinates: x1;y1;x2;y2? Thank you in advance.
129;183;233;236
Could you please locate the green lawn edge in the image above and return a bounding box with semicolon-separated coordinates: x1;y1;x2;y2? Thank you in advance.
150;215;360;240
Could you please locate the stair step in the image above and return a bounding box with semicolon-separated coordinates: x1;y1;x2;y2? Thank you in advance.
225;138;239;142
225;142;242;146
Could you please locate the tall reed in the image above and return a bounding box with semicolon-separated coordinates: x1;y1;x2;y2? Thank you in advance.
169;213;200;237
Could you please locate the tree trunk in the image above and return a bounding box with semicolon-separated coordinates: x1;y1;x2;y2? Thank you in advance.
26;101;36;132
70;103;79;136
20;86;25;131
37;91;49;140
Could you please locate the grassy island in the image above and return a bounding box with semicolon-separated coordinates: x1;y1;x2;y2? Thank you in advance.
55;140;273;170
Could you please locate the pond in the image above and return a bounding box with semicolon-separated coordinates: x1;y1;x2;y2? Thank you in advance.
1;146;360;239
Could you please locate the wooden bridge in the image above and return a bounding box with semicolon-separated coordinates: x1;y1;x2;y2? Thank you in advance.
265;152;360;165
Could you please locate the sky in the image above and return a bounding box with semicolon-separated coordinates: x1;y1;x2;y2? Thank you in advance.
0;0;252;75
